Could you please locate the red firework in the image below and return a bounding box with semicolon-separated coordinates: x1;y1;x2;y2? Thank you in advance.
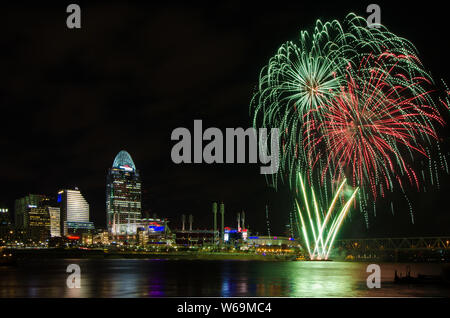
304;53;444;199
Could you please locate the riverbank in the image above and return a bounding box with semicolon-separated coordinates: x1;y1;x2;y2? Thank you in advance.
5;248;297;261
5;247;450;263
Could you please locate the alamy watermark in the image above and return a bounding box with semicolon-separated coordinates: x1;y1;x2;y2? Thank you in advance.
66;264;81;288
366;4;381;28
66;4;81;29
366;264;381;288
171;120;280;174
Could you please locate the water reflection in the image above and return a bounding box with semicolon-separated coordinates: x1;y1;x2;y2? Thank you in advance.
147;272;165;297
290;262;363;297
0;259;449;297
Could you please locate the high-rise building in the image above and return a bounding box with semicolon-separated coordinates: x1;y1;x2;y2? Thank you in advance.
0;206;11;227
13;195;60;241
58;188;94;236
28;205;51;241
106;150;141;235
14;194;47;229
0;206;12;241
48;207;61;237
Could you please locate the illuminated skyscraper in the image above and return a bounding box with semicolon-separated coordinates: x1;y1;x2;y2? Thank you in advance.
48;207;60;237
14;194;47;229
14;195;59;241
59;188;93;236
0;206;11;227
28;205;51;241
0;205;12;241
106;150;141;235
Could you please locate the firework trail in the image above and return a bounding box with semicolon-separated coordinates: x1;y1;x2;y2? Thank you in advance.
295;172;358;260
250;13;449;253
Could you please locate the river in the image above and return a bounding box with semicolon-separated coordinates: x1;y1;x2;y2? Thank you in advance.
1;259;449;297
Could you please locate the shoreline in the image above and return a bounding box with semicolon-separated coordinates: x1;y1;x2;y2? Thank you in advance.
4;248;450;263
6;248;298;262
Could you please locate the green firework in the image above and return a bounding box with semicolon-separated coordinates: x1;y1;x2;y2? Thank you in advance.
250;13;449;251
295;173;358;260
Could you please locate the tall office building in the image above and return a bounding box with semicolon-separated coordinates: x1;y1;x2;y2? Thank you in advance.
106;150;141;235
13;195;60;241
0;205;12;240
14;194;47;229
0;206;11;227
48;207;61;237
58;188;93;236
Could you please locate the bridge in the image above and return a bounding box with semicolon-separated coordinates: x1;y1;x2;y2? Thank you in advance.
333;237;450;261
335;236;450;252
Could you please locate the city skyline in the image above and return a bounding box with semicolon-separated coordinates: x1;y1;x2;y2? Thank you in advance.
1;2;450;303
1;149;263;233
1;2;449;237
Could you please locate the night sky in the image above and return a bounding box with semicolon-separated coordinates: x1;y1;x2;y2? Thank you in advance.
1;1;449;237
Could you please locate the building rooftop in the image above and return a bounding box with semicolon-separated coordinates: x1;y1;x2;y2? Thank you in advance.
112;150;136;171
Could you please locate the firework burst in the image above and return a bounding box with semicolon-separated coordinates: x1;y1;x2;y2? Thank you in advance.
251;13;433;192
250;13;449;257
305;53;445;201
